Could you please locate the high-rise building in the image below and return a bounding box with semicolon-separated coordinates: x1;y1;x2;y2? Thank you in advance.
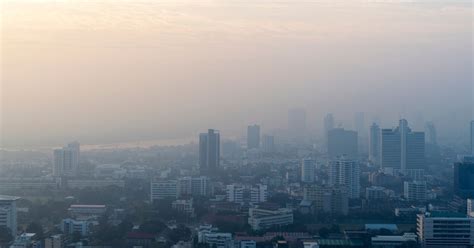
471;121;474;155
304;185;348;215
247;125;260;149
403;181;427;202
381;119;425;178
199;129;220;175
301;158;315;183
323;113;335;150
288;108;306;142
324;113;335;135
329;158;360;199
0;195;20;237
66;141;81;168
53;142;80;177
327;128;358;159
355;112;368;154
425;122;437;145
262;135;275;153
417;211;474;248
354;112;366;138
150;180;178;202
369;123;381;165
53;148;75;177
226;184;267;204
177;176;210;197
454;157;474;199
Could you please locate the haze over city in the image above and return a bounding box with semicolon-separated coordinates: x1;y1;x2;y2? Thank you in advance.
1;1;474;248
2;0;472;148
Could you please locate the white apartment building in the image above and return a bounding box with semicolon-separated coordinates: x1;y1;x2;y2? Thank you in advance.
417;212;474;248
0;195;20;237
248;207;293;230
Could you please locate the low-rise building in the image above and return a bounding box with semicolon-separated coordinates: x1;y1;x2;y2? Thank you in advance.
404;181;427;202
248;207;293;231
417;211;474;248
371;233;417;248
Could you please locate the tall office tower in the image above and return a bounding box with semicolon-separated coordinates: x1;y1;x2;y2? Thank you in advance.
53;148;75;176
301;158;315;183
454;157;474;199
324;113;335;134
369;123;381;165
329;158;360;199
262;135;275;153
403;181;427;202
424;122;437;145
199;129;220;175
354;112;367;154
354;112;365;137
247;125;261;149
0;195;20;237
380;119;425;178
323;113;335;149
327;128;358;159
417;211;474;248
66;141;81;168
471;121;474;155
288;108;306;142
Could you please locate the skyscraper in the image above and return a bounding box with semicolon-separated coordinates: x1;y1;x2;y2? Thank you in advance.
262;135;275;153
53;148;75;176
327;128;358;159
67;141;81;168
324;113;335;134
354;112;365;138
369;123;381;165
454;157;474;199
301;158;315;183
381;119;425;178
329;158;360;199
53;142;80;177
0;195;20;237
247;125;261;149
425;122;437;145
199;129;220;175
288;108;306;142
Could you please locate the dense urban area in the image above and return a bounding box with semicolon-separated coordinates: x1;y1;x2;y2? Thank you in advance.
1;115;474;248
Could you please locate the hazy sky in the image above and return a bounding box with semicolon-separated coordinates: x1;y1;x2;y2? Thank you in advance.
1;0;473;148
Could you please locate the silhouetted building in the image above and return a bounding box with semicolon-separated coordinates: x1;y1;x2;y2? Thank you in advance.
0;195;20;237
301;158;315;183
329;157;360;199
199;129;220;175
53;148;75;177
454;157;474;199
288;108;306;142
327;128;358;159
262;135;275;153
381;119;425;179
247;125;260;149
369;123;381;165
425;122;437;145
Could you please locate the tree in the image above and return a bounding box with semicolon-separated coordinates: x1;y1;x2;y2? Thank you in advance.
26;222;44;239
318;227;329;238
167;225;191;243
139;220;167;234
0;226;13;244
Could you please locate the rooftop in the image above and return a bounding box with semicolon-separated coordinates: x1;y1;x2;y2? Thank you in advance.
0;195;21;201
427;211;467;218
